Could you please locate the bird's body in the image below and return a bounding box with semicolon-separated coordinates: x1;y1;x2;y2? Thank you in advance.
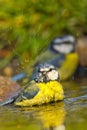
34;35;75;68
59;52;79;81
15;81;64;106
31;35;78;81
15;63;64;107
10;35;78;82
33;44;65;68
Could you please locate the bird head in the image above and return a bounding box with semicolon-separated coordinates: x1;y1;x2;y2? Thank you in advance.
34;63;60;83
50;35;75;54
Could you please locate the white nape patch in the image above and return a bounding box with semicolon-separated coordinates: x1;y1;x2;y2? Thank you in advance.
47;70;58;80
53;44;73;54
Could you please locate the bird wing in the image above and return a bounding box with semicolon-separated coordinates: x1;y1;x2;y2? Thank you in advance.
15;81;39;102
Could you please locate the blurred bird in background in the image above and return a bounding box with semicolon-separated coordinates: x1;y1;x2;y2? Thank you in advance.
11;34;87;82
15;63;64;106
31;35;79;81
53;35;79;81
34;35;75;68
9;35;79;83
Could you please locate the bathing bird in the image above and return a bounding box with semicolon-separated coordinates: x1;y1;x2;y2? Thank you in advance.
15;63;64;106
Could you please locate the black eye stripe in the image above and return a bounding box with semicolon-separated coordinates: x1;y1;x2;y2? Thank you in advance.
49;68;53;71
47;68;55;72
38;68;54;73
38;70;41;72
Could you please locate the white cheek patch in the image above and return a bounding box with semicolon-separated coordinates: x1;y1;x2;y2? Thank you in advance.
53;44;73;54
47;70;58;80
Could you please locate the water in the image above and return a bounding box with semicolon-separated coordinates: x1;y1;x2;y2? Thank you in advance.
0;78;87;130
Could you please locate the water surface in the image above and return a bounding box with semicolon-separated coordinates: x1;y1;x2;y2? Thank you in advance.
0;78;87;130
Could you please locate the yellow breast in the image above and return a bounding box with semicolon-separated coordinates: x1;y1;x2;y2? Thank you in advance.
15;81;64;106
37;81;64;101
59;52;79;81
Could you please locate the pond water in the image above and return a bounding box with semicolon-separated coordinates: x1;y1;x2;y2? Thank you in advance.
0;78;87;130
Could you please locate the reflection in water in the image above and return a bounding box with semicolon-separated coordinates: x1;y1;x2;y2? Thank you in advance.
22;102;66;129
0;105;41;130
0;78;87;130
0;102;66;130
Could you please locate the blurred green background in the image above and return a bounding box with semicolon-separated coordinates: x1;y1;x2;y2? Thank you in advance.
0;0;87;70
0;2;87;130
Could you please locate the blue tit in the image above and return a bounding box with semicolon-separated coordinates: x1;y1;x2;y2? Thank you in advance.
11;35;79;82
31;35;79;81
34;35;75;68
15;63;64;106
48;35;79;81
